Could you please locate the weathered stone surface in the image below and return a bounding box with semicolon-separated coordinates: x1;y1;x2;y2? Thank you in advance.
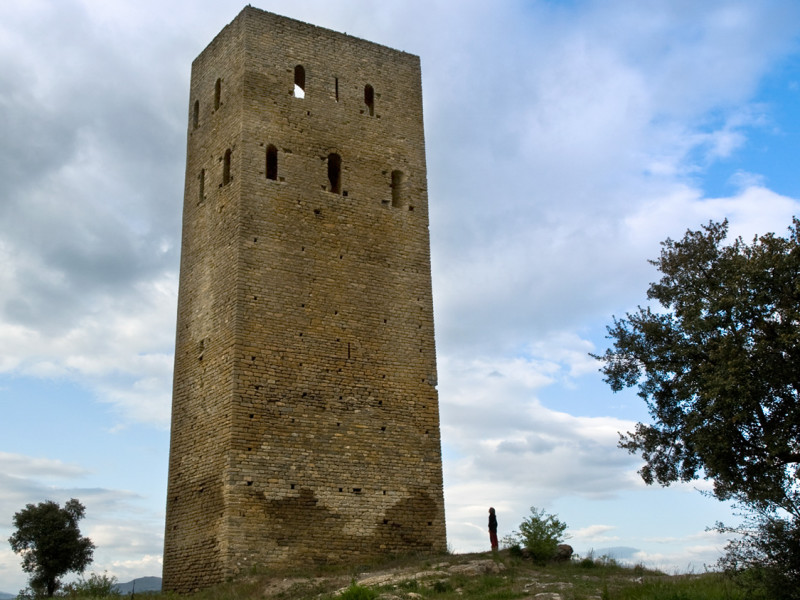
554;544;574;562
541;582;573;591
162;6;445;593
447;559;505;576
358;570;440;587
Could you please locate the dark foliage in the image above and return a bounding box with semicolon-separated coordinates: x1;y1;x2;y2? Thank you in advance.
594;219;800;516
717;510;800;600
8;499;95;597
594;219;800;594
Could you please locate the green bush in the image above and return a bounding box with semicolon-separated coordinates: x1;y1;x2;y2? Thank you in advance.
63;572;120;598
337;583;378;600
717;511;800;600
398;579;418;590
506;506;568;564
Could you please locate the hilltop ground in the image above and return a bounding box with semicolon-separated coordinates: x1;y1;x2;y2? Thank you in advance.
179;550;744;600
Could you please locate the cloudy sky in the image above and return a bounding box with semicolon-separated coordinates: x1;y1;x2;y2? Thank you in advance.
3;0;800;592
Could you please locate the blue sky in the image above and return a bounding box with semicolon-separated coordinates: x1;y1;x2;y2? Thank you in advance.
3;0;800;592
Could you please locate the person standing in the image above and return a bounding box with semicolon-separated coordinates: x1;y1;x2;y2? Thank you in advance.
488;507;498;551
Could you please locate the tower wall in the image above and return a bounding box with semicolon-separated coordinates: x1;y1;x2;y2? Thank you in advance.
164;8;445;592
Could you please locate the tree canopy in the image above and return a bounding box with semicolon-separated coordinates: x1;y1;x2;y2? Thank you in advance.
594;219;800;517
8;499;95;597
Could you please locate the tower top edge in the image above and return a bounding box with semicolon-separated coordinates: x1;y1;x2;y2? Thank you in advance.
194;5;421;66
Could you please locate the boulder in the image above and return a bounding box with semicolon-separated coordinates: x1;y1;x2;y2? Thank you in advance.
447;559;504;576
554;544;573;562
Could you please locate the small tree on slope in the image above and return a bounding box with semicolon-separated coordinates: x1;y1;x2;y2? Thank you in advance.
505;506;568;564
9;499;95;597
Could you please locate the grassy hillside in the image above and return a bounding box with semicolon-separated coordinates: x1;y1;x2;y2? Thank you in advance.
160;550;745;600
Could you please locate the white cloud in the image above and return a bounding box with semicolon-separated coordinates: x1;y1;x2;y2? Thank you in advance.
571;524;620;544
632;529;732;573
0;272;177;426
439;351;643;553
0;453;89;480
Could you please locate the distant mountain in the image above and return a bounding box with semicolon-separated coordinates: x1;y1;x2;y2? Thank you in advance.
0;592;16;600
114;577;162;595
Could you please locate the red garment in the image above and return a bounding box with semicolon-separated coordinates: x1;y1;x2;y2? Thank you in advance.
489;529;498;550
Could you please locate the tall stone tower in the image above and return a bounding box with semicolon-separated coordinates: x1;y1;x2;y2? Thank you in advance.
163;7;446;593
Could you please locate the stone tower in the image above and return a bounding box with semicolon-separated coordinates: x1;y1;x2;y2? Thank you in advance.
162;7;446;593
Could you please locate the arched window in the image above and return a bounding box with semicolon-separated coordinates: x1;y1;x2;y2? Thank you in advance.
192;100;199;129
214;78;222;110
223;149;231;185
391;170;406;207
364;84;375;116
266;145;278;181
198;168;205;202
294;65;305;98
327;153;342;194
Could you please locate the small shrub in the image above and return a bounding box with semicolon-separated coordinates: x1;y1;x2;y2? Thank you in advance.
597;555;619;568
398;579;419;590
337;583;378;600
506;506;568;564
63;572;120;598
432;579;453;593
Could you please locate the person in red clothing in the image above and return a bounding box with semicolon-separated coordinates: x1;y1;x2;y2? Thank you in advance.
488;507;498;551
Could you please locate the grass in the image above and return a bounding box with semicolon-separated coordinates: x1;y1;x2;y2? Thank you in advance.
143;551;749;600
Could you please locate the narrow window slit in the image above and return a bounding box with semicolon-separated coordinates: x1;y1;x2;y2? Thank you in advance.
222;149;231;185
328;153;342;194
294;65;305;98
266;144;278;180
364;84;375;116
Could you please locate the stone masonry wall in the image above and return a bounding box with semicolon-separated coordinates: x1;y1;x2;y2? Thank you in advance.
163;7;445;593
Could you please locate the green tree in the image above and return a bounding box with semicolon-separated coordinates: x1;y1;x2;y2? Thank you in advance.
9;499;95;597
593;219;800;516
594;219;800;596
504;506;568;564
